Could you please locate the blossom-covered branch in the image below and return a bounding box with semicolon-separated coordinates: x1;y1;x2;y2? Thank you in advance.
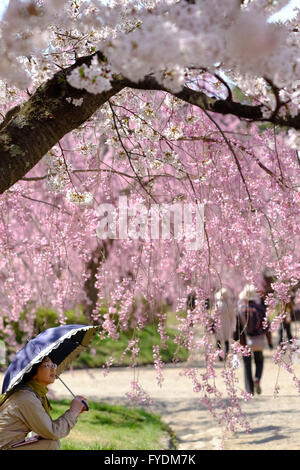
0;53;125;194
1;50;300;195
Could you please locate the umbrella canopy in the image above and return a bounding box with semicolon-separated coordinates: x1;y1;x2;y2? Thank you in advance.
2;324;99;394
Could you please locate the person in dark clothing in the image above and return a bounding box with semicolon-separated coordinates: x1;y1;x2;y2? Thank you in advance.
278;314;293;346
234;284;273;395
186;291;196;311
186;291;197;328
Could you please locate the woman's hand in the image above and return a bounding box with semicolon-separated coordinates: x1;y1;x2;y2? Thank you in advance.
70;396;89;415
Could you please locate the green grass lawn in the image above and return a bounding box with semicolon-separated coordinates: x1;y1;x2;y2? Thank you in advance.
3;307;188;370
50;399;176;450
73;323;188;369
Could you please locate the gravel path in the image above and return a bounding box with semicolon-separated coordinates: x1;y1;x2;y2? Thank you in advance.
2;341;300;450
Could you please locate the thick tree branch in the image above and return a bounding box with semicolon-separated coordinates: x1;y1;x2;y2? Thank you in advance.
124;75;300;130
128;75;300;130
1;51;300;194
0;53;125;195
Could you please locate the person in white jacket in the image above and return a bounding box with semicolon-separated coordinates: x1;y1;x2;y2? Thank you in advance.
214;288;235;359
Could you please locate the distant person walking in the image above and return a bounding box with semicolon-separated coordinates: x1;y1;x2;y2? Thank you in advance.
186;291;197;328
259;267;294;348
214;288;235;359
278;311;293;346
234;284;273;395
278;291;296;347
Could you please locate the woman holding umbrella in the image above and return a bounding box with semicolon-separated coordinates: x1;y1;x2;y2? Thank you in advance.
0;355;88;450
0;324;99;450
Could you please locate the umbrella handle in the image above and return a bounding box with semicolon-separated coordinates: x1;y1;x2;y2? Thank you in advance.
81;399;89;411
55;375;89;411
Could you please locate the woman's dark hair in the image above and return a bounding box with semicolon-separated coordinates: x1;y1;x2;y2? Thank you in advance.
20;353;55;384
20;362;40;384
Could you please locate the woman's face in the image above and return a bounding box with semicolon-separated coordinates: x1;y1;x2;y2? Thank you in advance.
33;357;57;387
